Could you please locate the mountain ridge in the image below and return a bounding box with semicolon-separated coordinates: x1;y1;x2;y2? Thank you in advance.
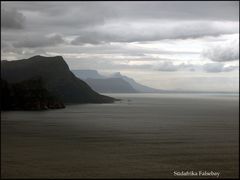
85;77;138;93
72;69;163;93
110;72;163;93
1;55;115;104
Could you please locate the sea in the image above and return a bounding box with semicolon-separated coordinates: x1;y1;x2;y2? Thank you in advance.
1;93;239;178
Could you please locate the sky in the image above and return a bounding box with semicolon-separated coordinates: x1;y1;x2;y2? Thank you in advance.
1;1;239;92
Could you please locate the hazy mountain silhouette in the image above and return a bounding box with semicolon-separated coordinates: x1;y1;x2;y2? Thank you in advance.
72;69;163;93
72;70;106;79
111;72;163;93
85;78;138;93
1;56;115;103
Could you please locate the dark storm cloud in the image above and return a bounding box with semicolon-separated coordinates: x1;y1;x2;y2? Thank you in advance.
111;1;239;21
1;1;238;45
2;2;112;30
12;34;66;48
1;7;25;29
70;21;238;45
3;1;238;21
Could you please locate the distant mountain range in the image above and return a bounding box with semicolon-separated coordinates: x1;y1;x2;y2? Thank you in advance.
72;70;163;93
72;70;237;94
1;56;115;110
110;72;165;93
85;78;138;93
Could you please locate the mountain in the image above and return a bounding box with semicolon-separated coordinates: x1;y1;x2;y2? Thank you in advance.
111;72;163;93
71;69;163;93
72;70;138;93
72;69;105;79
85;78;138;93
1;78;65;110
1;55;115;103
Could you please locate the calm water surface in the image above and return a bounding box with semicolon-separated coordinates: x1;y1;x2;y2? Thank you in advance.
1;93;239;178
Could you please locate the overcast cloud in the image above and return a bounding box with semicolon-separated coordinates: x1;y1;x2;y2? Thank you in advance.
202;37;239;62
1;1;239;92
1;7;25;29
13;34;66;48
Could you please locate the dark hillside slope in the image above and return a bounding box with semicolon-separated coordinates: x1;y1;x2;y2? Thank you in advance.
1;78;65;110
1;56;115;103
